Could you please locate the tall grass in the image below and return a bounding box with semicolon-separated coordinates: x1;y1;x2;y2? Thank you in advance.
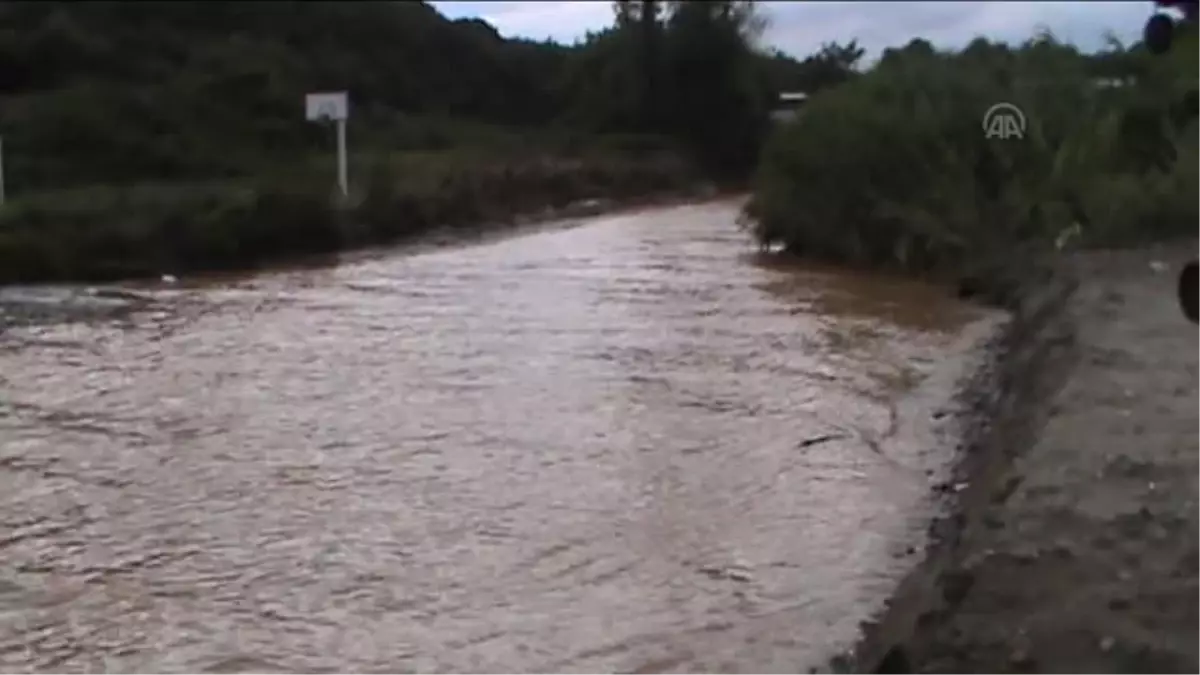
0;147;700;283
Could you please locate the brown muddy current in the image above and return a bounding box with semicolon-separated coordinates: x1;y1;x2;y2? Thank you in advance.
0;201;1000;673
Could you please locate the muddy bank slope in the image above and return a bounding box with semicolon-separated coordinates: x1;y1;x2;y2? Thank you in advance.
853;241;1199;673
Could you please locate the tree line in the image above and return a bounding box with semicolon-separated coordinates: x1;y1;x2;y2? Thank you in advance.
0;0;866;191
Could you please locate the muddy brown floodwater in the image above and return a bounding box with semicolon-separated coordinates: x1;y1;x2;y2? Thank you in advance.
0;201;1001;673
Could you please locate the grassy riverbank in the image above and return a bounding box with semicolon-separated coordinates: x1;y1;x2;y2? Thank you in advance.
0;146;703;284
742;29;1198;302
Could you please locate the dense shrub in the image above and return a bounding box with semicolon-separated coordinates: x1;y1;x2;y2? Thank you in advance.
743;30;1198;285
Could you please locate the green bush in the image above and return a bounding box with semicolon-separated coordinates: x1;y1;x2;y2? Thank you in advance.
744;30;1198;286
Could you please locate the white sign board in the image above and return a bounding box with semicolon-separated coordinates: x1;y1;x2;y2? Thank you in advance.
305;91;351;198
305;91;349;122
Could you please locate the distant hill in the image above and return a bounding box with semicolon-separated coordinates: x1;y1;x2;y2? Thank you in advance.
0;1;827;193
0;0;584;191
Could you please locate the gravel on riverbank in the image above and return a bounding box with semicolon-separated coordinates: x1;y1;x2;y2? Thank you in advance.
853;241;1199;674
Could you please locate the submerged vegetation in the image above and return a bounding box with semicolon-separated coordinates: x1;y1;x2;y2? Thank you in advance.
744;26;1198;294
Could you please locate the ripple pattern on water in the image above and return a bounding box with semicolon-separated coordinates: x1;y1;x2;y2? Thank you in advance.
0;201;999;673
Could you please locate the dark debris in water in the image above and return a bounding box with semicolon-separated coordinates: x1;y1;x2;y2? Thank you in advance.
797;432;850;449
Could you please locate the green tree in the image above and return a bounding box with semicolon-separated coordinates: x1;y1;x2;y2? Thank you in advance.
793;40;866;92
660;0;770;176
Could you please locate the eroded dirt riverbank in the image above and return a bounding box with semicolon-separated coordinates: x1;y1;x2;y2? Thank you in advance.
855;241;1199;674
0;201;1001;673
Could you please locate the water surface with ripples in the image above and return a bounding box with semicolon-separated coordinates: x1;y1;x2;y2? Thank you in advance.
0;200;1000;673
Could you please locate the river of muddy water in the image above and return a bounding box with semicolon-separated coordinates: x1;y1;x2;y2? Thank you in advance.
0;201;1001;673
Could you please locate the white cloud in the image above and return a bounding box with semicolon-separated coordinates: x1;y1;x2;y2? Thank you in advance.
436;1;612;44
432;1;1150;56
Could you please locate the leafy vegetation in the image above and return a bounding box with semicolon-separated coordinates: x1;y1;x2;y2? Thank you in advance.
743;26;1198;298
0;0;837;193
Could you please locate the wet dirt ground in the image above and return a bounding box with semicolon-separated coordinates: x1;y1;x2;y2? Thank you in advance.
0;201;999;673
866;241;1199;674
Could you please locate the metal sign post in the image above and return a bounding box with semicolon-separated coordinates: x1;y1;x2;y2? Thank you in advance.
305;91;350;198
336;116;348;199
0;135;7;206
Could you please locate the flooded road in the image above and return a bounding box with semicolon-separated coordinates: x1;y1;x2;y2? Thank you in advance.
0;201;999;673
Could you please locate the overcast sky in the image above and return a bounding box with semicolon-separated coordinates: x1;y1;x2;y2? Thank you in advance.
430;1;1151;59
